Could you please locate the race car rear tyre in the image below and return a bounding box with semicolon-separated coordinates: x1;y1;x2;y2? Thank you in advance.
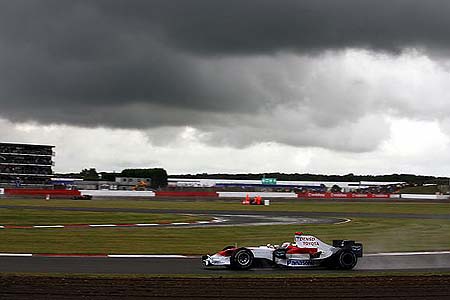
231;248;254;270
337;250;357;270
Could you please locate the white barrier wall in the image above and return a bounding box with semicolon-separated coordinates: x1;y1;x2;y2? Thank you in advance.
0;188;4;195
217;192;297;198
80;190;155;197
400;194;449;200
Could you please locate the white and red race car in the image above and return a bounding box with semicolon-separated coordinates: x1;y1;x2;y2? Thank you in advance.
202;232;363;270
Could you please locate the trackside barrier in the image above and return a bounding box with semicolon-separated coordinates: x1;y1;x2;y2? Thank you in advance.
399;194;450;200
217;192;297;198
155;191;218;197
4;189;81;197
8;189;433;199
297;192;391;199
80;190;155;197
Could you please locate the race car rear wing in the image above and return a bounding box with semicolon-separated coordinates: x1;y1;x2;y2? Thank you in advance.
333;240;363;257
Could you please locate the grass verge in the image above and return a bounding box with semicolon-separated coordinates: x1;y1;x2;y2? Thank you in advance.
0;217;449;254
1;198;449;215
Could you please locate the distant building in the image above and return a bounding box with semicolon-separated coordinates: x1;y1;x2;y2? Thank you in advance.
115;177;151;186
71;177;152;191
115;177;151;190
0;142;55;187
74;180;118;191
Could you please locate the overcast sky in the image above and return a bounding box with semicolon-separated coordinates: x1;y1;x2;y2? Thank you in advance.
1;1;450;175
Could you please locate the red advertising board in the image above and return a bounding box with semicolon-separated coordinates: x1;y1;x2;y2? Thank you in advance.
297;192;391;199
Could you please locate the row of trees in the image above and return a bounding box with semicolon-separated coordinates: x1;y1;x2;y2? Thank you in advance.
76;168;168;188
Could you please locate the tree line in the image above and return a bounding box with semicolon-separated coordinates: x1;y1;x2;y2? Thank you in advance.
171;172;450;185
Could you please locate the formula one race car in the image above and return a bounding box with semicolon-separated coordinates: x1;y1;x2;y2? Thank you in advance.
202;232;363;270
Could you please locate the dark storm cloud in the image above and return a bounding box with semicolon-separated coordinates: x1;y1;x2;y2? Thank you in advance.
97;0;450;55
0;0;449;150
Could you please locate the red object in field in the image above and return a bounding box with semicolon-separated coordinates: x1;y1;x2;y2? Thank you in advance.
242;194;264;205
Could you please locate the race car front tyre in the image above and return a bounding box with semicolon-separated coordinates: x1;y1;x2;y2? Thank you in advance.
231;248;254;270
336;250;357;270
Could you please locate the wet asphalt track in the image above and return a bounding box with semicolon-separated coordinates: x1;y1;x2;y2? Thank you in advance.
0;205;348;228
1;203;448;229
0;253;449;274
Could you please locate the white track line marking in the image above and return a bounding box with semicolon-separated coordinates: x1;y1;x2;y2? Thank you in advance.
334;218;352;225
365;251;450;257
108;255;187;258
0;253;33;257
0;219;219;229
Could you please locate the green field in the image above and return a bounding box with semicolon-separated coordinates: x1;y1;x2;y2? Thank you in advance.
0;198;449;254
1;198;449;215
0;218;448;254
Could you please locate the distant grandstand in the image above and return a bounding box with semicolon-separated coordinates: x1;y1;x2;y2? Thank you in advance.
0;142;54;187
